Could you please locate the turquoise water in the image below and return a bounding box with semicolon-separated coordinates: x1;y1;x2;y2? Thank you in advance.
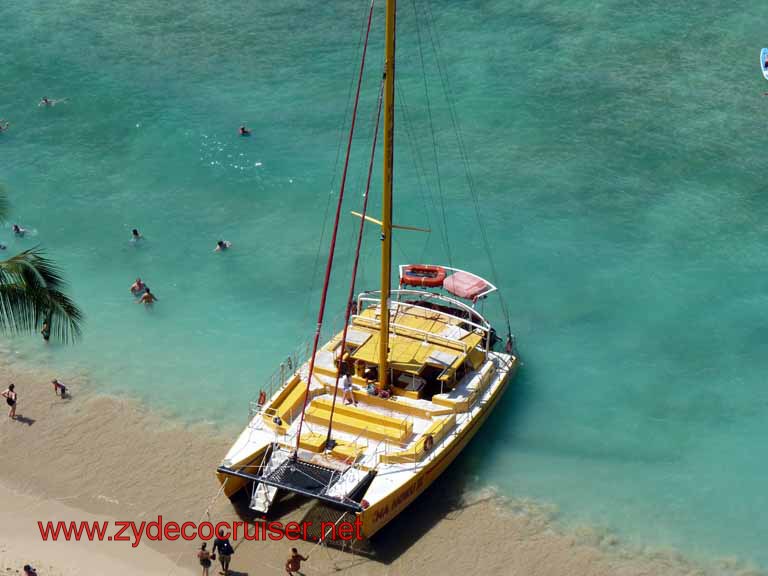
3;0;767;569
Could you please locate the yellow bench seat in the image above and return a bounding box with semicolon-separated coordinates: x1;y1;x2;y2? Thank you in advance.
311;397;412;431
305;403;411;442
263;376;317;434
380;413;456;464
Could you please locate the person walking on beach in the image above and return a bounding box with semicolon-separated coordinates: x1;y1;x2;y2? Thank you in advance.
285;547;307;575
197;542;213;576
137;287;158;305
51;379;67;398
23;565;37;576
2;384;17;419
212;529;234;575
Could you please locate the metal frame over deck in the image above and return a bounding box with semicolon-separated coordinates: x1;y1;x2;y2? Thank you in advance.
216;460;367;514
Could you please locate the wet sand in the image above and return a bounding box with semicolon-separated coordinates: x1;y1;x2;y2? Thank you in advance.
0;354;762;576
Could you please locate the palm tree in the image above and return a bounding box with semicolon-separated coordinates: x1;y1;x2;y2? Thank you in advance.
0;186;83;342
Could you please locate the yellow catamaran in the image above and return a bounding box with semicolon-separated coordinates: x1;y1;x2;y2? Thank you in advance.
217;0;519;540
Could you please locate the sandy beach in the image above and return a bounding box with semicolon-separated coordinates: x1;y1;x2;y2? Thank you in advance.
0;353;762;576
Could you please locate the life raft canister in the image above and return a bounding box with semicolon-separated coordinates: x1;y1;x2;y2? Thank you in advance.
258;390;267;406
424;434;435;452
400;265;447;288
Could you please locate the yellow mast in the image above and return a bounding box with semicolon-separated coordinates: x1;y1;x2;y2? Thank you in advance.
379;0;396;390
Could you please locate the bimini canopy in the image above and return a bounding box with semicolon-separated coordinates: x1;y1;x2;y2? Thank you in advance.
443;272;488;300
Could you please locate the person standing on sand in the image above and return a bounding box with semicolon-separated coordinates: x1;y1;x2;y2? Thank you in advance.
52;379;67;398
23;565;37;576
212;529;234;575
285;547;307;575
2;383;17;419
197;542;213;576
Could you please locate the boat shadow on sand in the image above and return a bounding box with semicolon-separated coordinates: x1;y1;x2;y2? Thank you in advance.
228;367;531;566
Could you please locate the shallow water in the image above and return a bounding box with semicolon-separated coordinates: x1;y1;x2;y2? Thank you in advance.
2;0;767;569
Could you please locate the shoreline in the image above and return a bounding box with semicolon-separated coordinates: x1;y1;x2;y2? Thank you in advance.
0;353;762;576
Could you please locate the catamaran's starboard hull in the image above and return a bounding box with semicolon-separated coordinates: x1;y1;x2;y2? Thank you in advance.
355;354;517;538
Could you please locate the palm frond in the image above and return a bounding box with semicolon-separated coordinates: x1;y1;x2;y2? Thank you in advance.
0;248;84;343
1;247;69;292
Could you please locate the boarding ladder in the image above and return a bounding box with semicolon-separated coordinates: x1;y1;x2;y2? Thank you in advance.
250;447;290;513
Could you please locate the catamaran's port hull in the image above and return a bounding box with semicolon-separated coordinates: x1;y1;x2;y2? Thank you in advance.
216;445;270;498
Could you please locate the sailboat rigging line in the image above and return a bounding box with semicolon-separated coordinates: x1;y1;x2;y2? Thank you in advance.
396;79;433;263
303;0;378;328
423;0;512;331
412;0;453;269
325;78;385;447
396;78;433;233
294;0;377;455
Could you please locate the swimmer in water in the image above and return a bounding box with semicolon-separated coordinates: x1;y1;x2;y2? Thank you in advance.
0;120;10;133
137;288;158;305
0;244;6;250
239;125;251;136
214;240;232;252
131;228;142;241
38;97;67;107
41;319;51;342
130;277;146;296
12;224;26;237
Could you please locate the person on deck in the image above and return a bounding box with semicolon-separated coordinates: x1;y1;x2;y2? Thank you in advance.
341;370;358;407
